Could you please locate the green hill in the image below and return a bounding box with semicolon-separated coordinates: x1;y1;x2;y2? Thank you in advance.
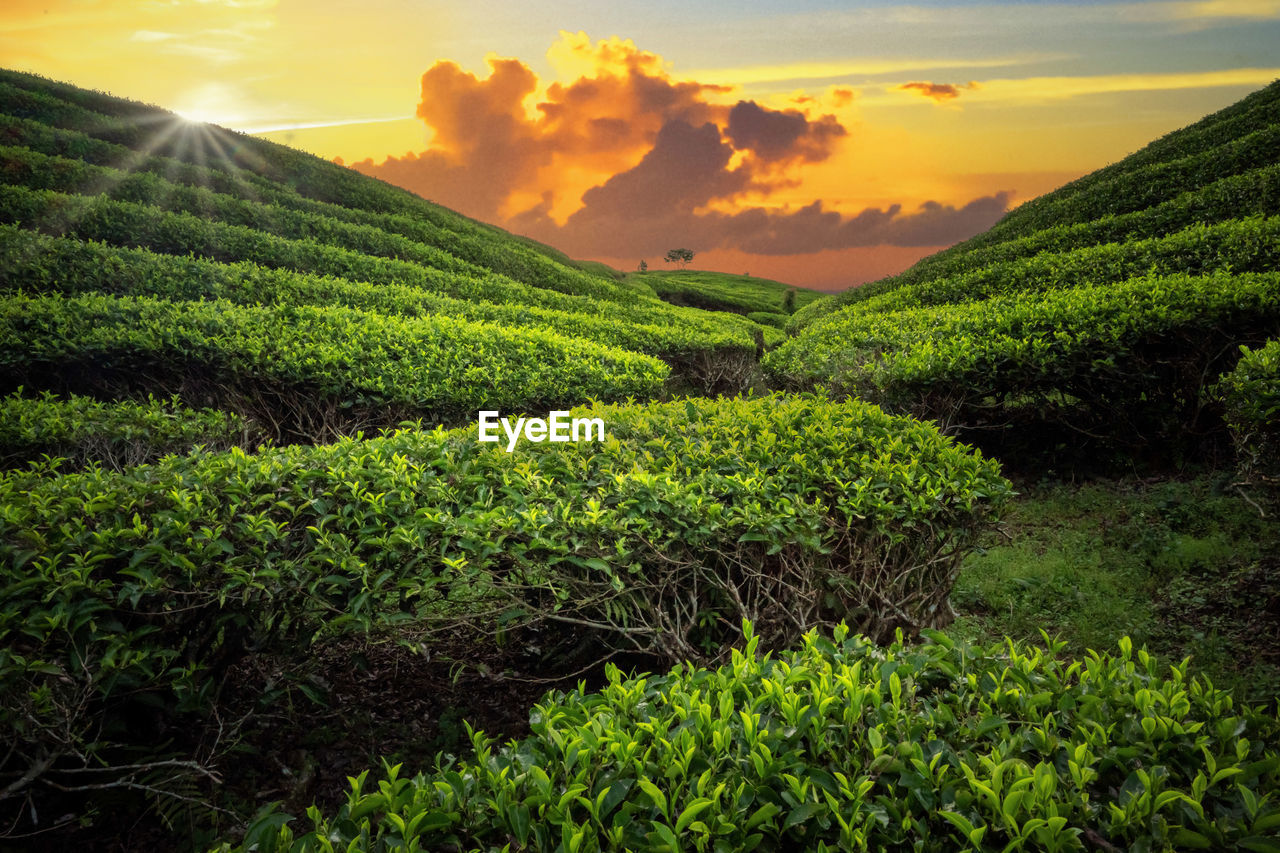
789;80;1280;327
771;80;1280;463
627;268;826;320
1;69;1278;852
0;68;783;432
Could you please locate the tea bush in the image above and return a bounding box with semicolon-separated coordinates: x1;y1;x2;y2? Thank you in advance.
0;68;165;122
221;625;1280;852
746;311;788;329
0;183;610;315
0;112;285;198
896;163;1280;293
0;144;644;303
0;395;1008;816
0;225;757;379
0;144;483;277
975;122;1280;244
766;271;1280;445
0;292;667;441
792;163;1280;329
0;390;248;469
849;215;1280;316
0;124;634;301
1218;339;1280;499
0;184;765;347
0;81;153;149
634;272;822;316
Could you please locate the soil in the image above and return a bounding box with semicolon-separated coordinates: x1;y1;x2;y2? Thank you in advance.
20;627;649;852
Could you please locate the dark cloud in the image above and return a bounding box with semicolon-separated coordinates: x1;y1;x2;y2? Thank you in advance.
522;191;1012;258
899;81;980;103
726;100;844;164
575;120;748;217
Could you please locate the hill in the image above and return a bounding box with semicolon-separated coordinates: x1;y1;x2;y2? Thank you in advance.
789;79;1280;329
627;268;826;323
770;79;1280;465
0;69;1277;852
0;67;789;441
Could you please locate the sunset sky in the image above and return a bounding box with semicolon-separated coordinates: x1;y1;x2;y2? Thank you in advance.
3;1;1278;289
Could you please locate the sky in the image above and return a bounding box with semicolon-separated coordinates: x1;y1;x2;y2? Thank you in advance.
3;1;1278;290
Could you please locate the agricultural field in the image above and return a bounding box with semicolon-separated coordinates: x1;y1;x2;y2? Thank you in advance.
627;269;827;322
0;67;1278;852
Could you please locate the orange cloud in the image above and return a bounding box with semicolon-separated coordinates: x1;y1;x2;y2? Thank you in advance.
352;34;738;223
830;87;855;107
900;80;981;102
353;34;1008;264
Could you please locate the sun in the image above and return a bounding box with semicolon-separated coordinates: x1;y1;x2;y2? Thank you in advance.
174;107;226;126
171;82;247;128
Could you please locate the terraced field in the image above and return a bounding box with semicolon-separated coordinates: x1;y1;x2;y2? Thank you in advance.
1;68;1277;852
773;81;1280;464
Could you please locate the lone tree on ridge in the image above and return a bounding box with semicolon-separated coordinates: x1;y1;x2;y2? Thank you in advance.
664;248;694;269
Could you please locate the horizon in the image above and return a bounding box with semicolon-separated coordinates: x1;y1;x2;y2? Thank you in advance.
4;0;1277;289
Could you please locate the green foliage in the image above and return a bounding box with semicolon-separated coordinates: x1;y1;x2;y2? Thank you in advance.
635;270;823;316
974;121;1280;244
0;111;285;198
220;625;1280;853
850;216;1280;317
0;225;757;383
0;183;605;316
0;292;667;441
0;142;638;303
794;163;1280;329
0;68;165;122
950;473;1280;703
746;311;788;329
5;66;1280;850
767;271;1280;446
0;395;1007;812
0;183;764;346
0;389;248;470
1217;339;1280;497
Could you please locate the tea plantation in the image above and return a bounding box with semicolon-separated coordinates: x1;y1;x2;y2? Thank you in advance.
0;67;1277;851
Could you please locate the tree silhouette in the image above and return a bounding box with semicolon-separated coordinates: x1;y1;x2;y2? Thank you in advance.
664;248;694;269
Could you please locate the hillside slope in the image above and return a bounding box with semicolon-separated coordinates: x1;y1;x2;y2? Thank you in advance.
0;68;786;445
791;79;1280;326
628;268;825;318
770;79;1280;462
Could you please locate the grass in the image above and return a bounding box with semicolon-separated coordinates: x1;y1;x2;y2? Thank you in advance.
628;269;826;315
950;470;1280;704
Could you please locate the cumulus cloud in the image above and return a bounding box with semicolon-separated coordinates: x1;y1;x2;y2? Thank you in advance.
900;80;981;102
353;33;1008;261
351;33;743;222
726;100;845;164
